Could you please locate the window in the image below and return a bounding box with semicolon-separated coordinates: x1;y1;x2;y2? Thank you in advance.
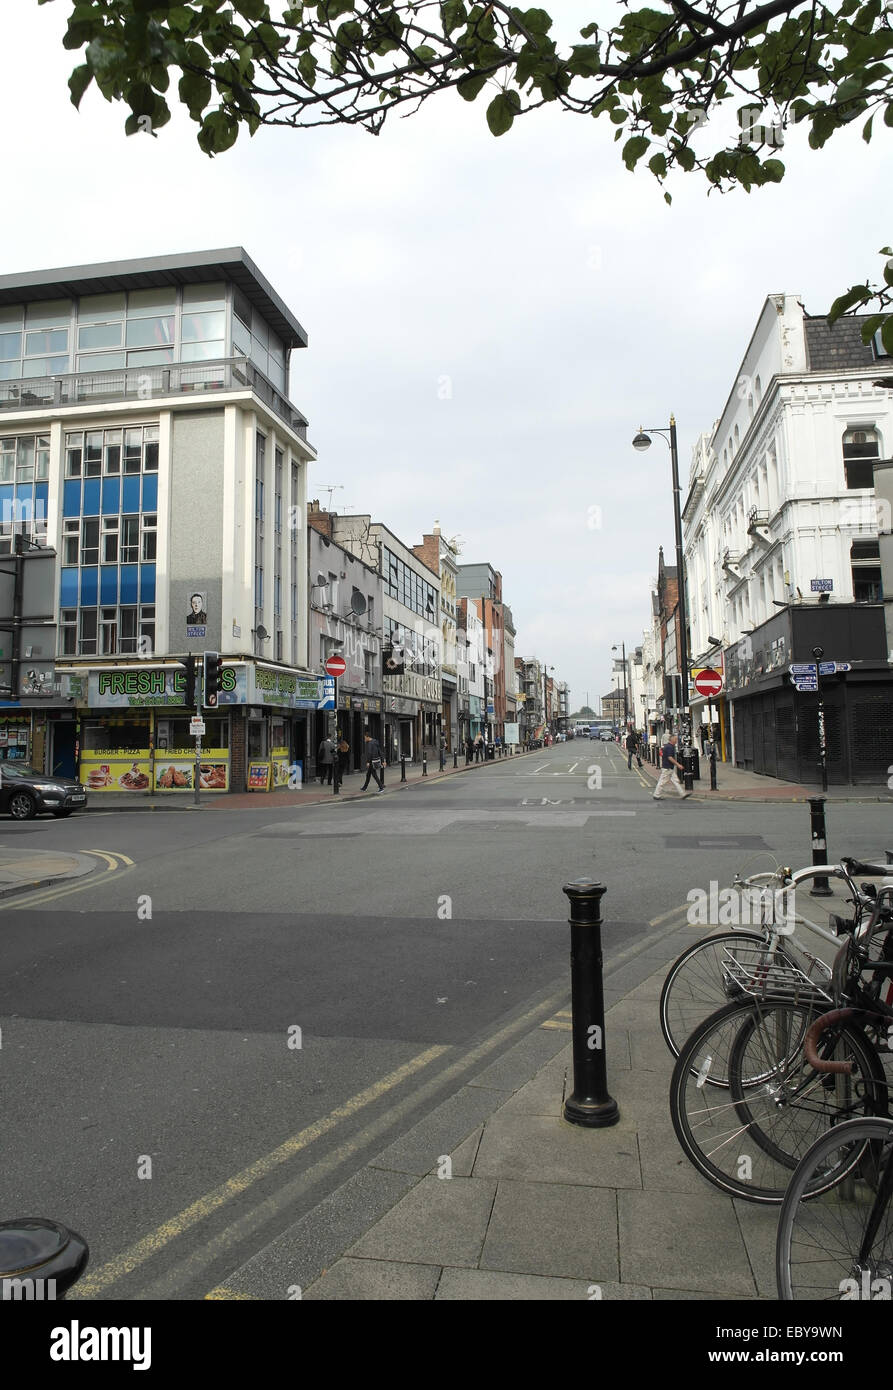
121;516;139;563
119;607;138;653
102;517;119;564
79;608;97;655
63;519;79;565
100;607;118;655
60;610;77;655
843;427;880;489
141;514;156;562
852;539;883;602
81;518;99;567
255;566;263;608
124;428;143;474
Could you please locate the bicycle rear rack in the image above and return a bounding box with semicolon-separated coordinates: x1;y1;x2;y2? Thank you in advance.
721;945;833;1005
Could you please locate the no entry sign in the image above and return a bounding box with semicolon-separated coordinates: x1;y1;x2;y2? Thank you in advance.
324;654;347;678
694;667;723;698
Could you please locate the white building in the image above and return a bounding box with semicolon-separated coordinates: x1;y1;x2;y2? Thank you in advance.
683;294;893;782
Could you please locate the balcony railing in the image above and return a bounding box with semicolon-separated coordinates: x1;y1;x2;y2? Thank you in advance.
0;358;309;441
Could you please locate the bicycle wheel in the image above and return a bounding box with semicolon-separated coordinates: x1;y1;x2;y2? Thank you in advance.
670;998;884;1203
660;930;774;1062
777;1117;893;1300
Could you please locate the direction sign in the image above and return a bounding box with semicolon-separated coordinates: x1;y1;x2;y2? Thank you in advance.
818;661;852;674
324;654;347;678
694;667;723;698
794;679;818;692
790;663;818;676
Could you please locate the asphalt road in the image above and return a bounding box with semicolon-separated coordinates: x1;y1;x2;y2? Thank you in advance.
1;742;889;1299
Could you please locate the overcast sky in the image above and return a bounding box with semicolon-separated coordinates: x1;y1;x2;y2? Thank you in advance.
5;0;891;711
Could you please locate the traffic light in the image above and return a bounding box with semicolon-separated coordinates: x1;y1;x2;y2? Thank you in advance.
203;651;223;708
184;654;196;709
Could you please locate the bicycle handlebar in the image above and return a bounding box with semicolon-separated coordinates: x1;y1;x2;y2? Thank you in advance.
803;1009;857;1074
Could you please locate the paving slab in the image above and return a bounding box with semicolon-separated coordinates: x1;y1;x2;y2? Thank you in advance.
367;1083;511;1177
499;1056;568;1117
732;1199;780;1299
618;1190;757;1295
346;1174;497;1267
480;1179;619;1282
303;1258;442;1300
435;1270;650;1301
473;1112;642;1189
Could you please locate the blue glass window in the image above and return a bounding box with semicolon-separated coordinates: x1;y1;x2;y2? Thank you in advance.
80;568;98;606
60;568;78;606
102;478;120;515
140;565;156;603
141;474;158;511
122;476;140;513
100;567;118;605
120;565;139;604
83;479;101;516
63;480;81;518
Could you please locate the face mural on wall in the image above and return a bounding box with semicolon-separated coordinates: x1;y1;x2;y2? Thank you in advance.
187;592;207;636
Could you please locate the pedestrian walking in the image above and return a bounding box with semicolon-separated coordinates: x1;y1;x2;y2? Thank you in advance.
317;734;335;785
653;734;691;800
626;727;643;770
337;731;350;778
474;733;484;763
361;732;385;793
465;736;474;765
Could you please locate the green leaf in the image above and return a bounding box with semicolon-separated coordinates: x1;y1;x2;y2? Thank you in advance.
761;158;785;182
179;71;213;116
881;317;893;354
622;134;649;170
441;0;466;35
486;88;520;135
648;151;667;177
828;284;871;322
457;70;489;101
68;63;93;109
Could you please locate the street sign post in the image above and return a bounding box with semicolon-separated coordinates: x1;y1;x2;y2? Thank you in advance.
693;667;723;699
794;678;818;692
789;663;818;676
323;656;345;795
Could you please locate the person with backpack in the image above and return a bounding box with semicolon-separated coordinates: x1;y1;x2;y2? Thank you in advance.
626;727;643;770
317;734;335;785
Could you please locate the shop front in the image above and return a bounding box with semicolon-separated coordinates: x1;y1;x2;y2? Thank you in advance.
62;662;323;793
337;693;382;774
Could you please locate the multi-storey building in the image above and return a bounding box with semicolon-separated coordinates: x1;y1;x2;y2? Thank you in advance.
413;523;459;751
458;598;485;740
325;513;441;761
683;294;893;782
457;563;508;740
0;249;316;793
307;506;383;773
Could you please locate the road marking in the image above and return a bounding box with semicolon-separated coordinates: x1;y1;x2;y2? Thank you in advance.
541;1019;573;1031
529;764;549;775
0;850;135;910
204;1288;260;1300
568;762;579;774
80;849;135;871
72;1044;449;1298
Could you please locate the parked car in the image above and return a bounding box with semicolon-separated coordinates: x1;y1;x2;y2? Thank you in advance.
600;731;614;741
0;764;89;819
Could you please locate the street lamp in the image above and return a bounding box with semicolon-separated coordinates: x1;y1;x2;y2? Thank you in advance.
632;417;693;790
611;642;629;726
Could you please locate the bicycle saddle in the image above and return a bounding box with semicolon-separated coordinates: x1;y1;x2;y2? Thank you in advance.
840;856;892;877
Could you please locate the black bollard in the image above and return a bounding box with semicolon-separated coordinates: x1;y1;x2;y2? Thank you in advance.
453;749;458;769
808;796;832;896
439;746;445;772
400;755;406;783
0;1218;89;1299
562;879;620;1128
709;748;717;790
422;752;428;777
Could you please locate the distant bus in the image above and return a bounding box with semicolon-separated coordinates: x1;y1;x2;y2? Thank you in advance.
573;721;591;737
588;719;615;738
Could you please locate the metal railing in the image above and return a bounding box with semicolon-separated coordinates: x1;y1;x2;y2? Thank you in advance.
0;358;309;441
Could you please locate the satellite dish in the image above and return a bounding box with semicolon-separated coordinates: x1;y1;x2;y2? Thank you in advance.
316;573;326;587
350;588;367;615
256;625;270;642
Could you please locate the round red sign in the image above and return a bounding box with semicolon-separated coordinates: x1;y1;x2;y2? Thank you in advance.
694;667;723;698
324;655;347;677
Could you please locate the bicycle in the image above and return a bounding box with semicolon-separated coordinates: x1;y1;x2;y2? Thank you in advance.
777;889;893;1298
659;855;891;1066
669;884;893;1203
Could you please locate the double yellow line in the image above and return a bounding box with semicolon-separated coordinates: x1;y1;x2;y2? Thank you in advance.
0;848;134;910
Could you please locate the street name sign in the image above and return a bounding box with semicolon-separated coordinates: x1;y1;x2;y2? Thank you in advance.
794;678;818;692
789;663;818;676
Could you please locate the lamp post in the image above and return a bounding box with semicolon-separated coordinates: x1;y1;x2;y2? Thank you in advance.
611;642;628;727
632;417;693;791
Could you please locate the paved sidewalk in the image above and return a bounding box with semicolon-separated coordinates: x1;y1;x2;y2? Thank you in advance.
0;846;98;896
83;749;528;812
205;915;778;1302
637;754;889;802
